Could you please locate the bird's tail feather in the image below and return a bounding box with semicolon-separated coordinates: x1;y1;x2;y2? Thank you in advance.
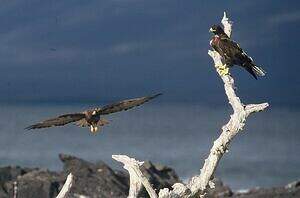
252;65;266;77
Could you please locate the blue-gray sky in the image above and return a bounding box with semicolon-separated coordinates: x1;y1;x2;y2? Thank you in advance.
0;0;299;106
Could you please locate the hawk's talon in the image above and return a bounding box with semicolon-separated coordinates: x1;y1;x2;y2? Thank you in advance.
215;64;229;76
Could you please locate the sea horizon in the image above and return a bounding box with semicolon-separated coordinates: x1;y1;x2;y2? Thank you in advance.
0;102;299;190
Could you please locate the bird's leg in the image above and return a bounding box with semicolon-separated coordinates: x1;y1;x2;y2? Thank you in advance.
90;125;98;133
215;63;229;76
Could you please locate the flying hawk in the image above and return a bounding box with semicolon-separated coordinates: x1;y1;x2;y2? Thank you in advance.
25;93;162;133
209;24;266;79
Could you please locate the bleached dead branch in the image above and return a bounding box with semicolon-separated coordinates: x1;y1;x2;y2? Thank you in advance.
13;181;17;198
112;12;268;198
112;155;158;198
56;173;74;198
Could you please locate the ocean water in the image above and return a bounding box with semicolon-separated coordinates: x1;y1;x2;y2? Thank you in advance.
0;103;299;190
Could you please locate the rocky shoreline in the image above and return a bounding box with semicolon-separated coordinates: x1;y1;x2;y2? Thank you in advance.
0;154;299;198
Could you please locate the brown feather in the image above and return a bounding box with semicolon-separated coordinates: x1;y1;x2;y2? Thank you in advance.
96;93;162;115
75;118;89;127
25;113;85;130
97;118;109;126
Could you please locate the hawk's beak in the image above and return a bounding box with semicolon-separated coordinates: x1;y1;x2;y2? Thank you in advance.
209;28;214;33
92;110;97;115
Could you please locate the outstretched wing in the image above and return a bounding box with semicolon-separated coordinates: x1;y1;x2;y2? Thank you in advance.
96;93;162;115
26;113;85;130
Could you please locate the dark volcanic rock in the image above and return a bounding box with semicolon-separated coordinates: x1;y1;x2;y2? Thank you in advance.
139;160;181;196
0;185;8;198
0;154;299;198
4;170;61;198
231;181;300;198
59;154;181;198
0;166;34;184
0;154;180;198
207;178;233;197
141;161;181;190
205;179;300;198
0;166;39;198
59;153;128;198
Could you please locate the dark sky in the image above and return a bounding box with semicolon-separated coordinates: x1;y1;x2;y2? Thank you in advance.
0;0;299;107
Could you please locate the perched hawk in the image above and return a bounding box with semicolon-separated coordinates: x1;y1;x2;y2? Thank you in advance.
209;25;266;79
25;93;162;133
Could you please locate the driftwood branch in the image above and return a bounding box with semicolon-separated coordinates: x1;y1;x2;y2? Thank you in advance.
187;59;268;197
112;12;268;198
221;12;233;38
13;181;18;198
56;173;74;198
187;12;268;197
112;155;158;198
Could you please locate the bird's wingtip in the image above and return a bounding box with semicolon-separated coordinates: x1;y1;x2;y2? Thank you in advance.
24;126;33;130
152;93;163;98
24;124;37;130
